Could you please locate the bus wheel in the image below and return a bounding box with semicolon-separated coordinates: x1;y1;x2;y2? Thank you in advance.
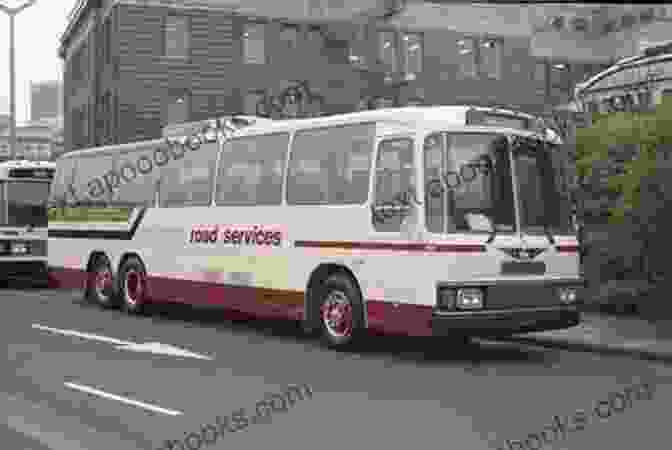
86;256;118;309
118;256;148;315
317;273;364;349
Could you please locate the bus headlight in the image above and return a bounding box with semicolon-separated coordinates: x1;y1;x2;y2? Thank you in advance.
557;287;577;304
456;288;484;309
11;242;28;255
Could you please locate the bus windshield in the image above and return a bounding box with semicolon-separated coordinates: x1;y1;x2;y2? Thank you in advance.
424;133;515;234
512;137;574;236
2;181;49;227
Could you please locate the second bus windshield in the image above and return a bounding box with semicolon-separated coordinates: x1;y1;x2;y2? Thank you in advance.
0;181;50;227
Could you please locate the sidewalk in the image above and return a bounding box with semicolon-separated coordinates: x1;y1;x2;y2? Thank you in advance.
497;312;672;363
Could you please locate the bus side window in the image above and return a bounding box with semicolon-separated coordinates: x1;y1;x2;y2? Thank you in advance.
286;123;374;205
160;142;217;208
114;148;159;207
216;133;289;206
72;154;115;206
373;137;415;232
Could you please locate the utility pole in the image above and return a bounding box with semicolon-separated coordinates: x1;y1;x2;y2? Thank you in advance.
0;0;38;159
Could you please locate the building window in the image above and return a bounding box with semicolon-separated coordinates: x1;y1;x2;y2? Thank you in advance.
72;46;88;82
243;91;264;116
457;38;477;78
571;17;589;32
349;26;368;67
308;26;325;54
603;20;617;34
640;8;655;24
164;91;190;126
280;24;300;51
621;14;636;29
549;16;565;31
164;15;189;58
551;63;571;93
104;17;112;64
480;38;501;79
373;97;394;109
243;23;266;64
82;104;89;147
378;30;397;73
533;61;546;83
401;33;423;79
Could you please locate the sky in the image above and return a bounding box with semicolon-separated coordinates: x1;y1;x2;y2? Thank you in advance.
0;0;73;124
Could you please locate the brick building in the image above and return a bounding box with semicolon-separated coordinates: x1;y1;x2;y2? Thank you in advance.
0;124;54;161
61;1;654;151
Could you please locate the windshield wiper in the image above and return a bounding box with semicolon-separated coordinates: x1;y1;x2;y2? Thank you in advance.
543;225;555;245
486;226;497;244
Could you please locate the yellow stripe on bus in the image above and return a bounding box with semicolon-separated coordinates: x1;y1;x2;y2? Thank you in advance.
48;207;133;223
205;255;289;290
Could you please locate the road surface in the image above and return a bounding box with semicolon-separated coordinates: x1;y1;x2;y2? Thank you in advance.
1;287;670;450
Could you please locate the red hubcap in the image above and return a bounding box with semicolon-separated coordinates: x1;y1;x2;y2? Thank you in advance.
320;292;353;338
125;271;143;306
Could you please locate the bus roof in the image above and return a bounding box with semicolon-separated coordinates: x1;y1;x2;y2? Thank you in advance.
58;138;168;159
235;105;537;134
59;105;557;161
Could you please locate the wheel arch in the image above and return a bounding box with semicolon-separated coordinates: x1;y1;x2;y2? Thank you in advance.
85;250;111;273
303;263;367;333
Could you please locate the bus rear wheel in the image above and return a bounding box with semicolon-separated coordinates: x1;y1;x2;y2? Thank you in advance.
316;273;364;349
86;256;118;309
118;256;148;315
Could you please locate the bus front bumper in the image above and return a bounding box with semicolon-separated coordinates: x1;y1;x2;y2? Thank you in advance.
431;305;580;337
0;260;48;286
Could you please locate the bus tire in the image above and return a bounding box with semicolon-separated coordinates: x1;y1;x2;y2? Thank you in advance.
85;255;118;309
118;256;148;315
316;272;365;349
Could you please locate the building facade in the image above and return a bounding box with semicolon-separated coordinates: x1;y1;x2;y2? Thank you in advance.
60;1;665;151
30;80;63;122
0;124;54;161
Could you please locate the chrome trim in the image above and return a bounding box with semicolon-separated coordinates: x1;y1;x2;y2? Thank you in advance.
437;278;584;288
433;305;577;317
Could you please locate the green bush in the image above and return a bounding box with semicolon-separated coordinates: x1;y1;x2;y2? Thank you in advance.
575;97;672;301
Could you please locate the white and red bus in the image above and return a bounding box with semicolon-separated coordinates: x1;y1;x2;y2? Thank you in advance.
48;107;583;348
0;159;55;285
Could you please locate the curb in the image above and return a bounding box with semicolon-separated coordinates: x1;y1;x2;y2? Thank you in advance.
496;334;672;364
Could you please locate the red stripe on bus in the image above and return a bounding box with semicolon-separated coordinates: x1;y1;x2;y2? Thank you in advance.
47;266;436;337
555;245;579;253
366;300;434;337
294;241;486;253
